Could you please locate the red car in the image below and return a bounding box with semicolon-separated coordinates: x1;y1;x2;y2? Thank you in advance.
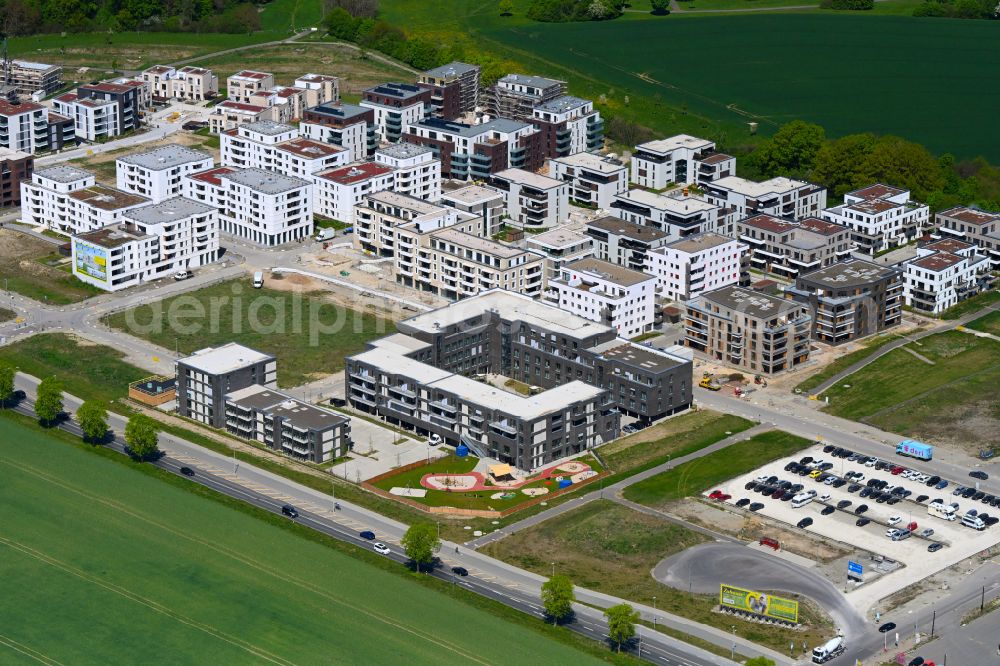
907;521;918;532
719;493;732;501
891;466;905;475
708;490;724;499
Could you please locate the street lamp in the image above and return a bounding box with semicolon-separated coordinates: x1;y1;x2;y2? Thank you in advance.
551;562;555;578
652;596;657;629
731;626;736;661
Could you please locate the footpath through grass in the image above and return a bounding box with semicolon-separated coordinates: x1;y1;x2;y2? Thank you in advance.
103;277;394;387
795;331;912;394
939;290;1000;320
0;413;619;666
624;430;813;506
966;309;1000;336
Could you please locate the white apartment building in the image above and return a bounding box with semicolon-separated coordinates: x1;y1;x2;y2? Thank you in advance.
631;135;728;189
490;168;569;229
227;70;275;103
300;102;377;162
418;228;545;300
208;101;271;134
821;183;929;254
311;162;395;224
116;145;214;202
551;257;656;339
549;152;627;209
439;184;505;238
53;93;120;142
611;188;723;239
524;227;594;286
646;232;747;302
704;176;827;221
361;82;429;144
221;120;351;178
934;206;1000;269
531;95;604;157
141;65;218;101
293;74;340;108
353;190;460;256
903;238;993;314
71;197;219;291
0;100;48;153
20;165;149;235
373;143;441;202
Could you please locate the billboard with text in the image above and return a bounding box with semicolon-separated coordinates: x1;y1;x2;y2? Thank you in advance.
74;240;109;284
719;584;799;623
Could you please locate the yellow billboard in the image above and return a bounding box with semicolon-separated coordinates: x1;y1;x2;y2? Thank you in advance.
719;584;799;623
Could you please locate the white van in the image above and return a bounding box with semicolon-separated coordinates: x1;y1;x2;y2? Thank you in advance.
253;271;264;288
962;513;986;531
792;490;817;508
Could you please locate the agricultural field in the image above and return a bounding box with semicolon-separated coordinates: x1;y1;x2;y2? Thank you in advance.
819;329;1000;453
0;415;603;666
103;277;395;387
0;230;103;305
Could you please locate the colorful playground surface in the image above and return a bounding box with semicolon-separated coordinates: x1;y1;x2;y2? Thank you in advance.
422;460;597;493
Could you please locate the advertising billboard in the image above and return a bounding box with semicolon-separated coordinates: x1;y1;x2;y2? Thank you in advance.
74;240;109;284
719;584;799;623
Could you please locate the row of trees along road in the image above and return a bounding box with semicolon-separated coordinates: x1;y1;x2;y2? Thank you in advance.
0;362;160;459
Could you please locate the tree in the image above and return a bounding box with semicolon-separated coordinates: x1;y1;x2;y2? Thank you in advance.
811;132;877;198
541;573;575;624
0;363;14;408
857;135;945;202
650;0;671;13
125;413;159;460
499;0;515;15
750;120;826;179
401;523;439;571
604;603;639;652
76;400;109;443
325;6;360;39
35;377;64;426
744;658;776;666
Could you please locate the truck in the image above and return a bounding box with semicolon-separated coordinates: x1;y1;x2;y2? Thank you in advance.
928;500;957;521
896;439;933;461
314;228;337;242
811;635;845;663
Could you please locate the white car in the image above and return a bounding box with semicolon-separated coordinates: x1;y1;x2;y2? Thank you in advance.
887;515;902;526
428;434;442;446
819;492;831;502
373;542;391;555
865;458;879;468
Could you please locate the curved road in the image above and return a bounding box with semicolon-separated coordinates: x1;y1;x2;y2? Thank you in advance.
654;542;868;643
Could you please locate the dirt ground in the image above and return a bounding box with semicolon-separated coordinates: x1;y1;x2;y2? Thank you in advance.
68;131;220;184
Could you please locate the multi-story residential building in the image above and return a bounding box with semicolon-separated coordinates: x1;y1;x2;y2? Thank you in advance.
71;197;220;291
300;102;377;161
227;70;275;103
685;286;812;374
53;93;120;142
209;100;273;134
0;100;48;153
784;259;903;345
0;148;32;207
142;65;218;101
116;146;214;202
180;165;236;211
176;343;277;427
611;188;724;239
311;161;395;224
373;143;441;202
549;152;627;209
735;214;853;278
247;87;306;124
630;135;732;190
360;82;430;144
404;117;543;179
20;165;149;235
7;60;62;99
705;175;827;221
353;190;460;256
216;168;311;245
440;184;505;238
525;228;593;285
490;168;569;229
932;206;1000;269
531;96;603;157
221;120;350;177
820;184;929;254
902;238;993;314
646;233;748;302
487;74;565;122
224;384;351;463
44;110;75;151
346;290;693;467
585;215;670;272
551;257;656;339
416;62;480;120
293;74;340;108
76;82;141;135
106;77;152;111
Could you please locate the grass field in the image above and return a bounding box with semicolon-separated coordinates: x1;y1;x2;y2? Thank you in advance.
480;499;831;653
794;330;916;394
0;230;104;305
103;277;394;387
939;289;1000;320
623;430;813;506
820;330;1000;452
0;414;610;665
967;310;1000;336
600;410;754;473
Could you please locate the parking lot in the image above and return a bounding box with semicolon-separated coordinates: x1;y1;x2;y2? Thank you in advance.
706;444;1000;597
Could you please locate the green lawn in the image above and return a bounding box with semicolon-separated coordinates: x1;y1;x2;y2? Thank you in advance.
480;499;831;653
794;331;913;394
0;414;612;665
820;330;1000;451
0;333;148;406
940;289;1000;320
103;277;394;387
967;310;1000;336
623;430;813;505
1;230;104;305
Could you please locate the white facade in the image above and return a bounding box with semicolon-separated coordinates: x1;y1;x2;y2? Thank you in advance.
208;101;270;134
0;101;48;153
491;168;568;229
552;257;656;339
903;239;992;314
142;65;218;101
54;94;120;142
116;145;214;202
611;188;723;239
220;120;351;180
353;190;459;256
705;176;827;221
20;165;150;235
227;70;275;103
631;135;716;190
71;197;219;291
403;117;541;181
374;143;441;202
524;227;594;286
821;184;929;254
300;102;375;162
311;162;396;224
550;152;627;209
361;83;428;144
646;232;747;301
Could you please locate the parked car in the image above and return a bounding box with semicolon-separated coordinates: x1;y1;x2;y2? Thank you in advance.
819;492;831;502
745;481;758;490
970;470;989;480
916;495;929;503
173;269;194;281
856;517;871;526
373;542;391;555
919;528;934;537
879;622;896;633
928;542;943;552
887;515;902;526
855;504;869;514
452;566;469;576
935;479;949;489
821;506;836;515
848;483;862;493
837;500;852;509
963;487;977;498
953;486;966;496
749;502;764;512
736;498;751;507
796;517;814;529
281;504;299;518
973;491;986;500
708;490;725;499
781;491;795;501
926;475;941;486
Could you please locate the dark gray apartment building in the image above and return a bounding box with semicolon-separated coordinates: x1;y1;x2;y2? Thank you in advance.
585;215;670;272
784;258;903;346
345;290;692;470
416;62;480;120
176;343;277;427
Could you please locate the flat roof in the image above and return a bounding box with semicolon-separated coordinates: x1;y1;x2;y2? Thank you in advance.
231;70;272;80
12;59;60;72
563;257;653;287
664;232;735;254
228;384;348;430
34;165;93;184
431;227;527;259
426;374;603;420
938;206;1000;225
848;183;904;200
711;176;810;198
534;95;590;114
636;134;713;155
75;224;148;248
123;197;216;226
305;102;369;121
423;61;479;78
699;286;803;320
911;251;964;272
441;184;504;205
318;161;393;185
69;185;149;211
698;152;733;166
187;166;237;186
587;215;669;241
526;227;590;250
216;100;266;113
553;151;625;173
845;199;901;215
411;116;532;139
180;343;273;375
117;145;213;170
798;258;900;286
220;167;309;194
739;214;797;234
377;142;433;159
276;137;346;158
798;216;847;235
590;340;686;373
493;168;563;190
364;82;426;101
79;82;131;94
0;100;42;115
922;238;972;254
242;119;296;136
497;73;564;89
366;189;444;215
617;189;717;215
296;73;339;83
